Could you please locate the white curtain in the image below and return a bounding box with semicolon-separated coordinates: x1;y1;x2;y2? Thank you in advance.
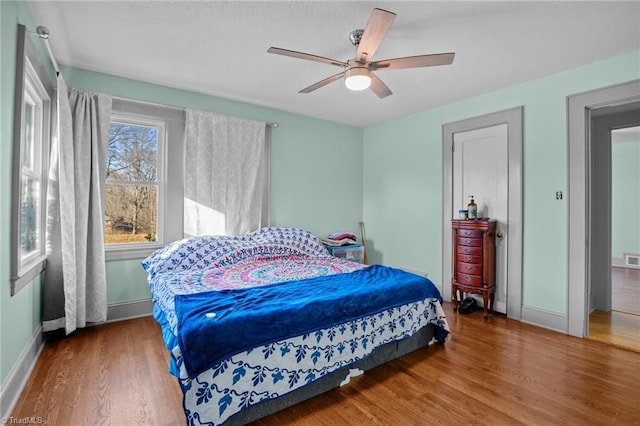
43;76;112;334
184;109;268;236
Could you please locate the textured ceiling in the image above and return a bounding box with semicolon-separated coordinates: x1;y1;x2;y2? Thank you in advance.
26;1;640;128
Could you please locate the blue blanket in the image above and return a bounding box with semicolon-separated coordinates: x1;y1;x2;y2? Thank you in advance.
175;265;443;378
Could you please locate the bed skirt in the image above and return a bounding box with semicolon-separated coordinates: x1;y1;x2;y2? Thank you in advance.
223;324;439;425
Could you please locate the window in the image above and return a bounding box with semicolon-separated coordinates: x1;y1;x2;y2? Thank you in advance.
105;114;165;248
20;64;47;263
105;99;184;261
11;24;52;295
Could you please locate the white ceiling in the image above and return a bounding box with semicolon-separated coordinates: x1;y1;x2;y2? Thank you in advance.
26;1;640;128
612;125;640;143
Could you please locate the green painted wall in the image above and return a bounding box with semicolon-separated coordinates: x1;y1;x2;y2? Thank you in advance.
612;140;640;259
363;50;640;315
0;0;54;388
61;67;364;306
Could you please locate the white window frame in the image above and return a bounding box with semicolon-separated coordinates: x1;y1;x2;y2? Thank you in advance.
19;63;48;266
105;99;184;261
11;24;52;295
105;112;167;258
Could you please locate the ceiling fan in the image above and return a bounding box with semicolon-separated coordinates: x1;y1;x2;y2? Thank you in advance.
267;8;455;98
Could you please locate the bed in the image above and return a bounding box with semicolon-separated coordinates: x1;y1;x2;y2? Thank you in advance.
143;227;450;425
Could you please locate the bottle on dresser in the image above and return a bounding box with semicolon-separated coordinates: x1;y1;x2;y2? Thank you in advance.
467;195;478;220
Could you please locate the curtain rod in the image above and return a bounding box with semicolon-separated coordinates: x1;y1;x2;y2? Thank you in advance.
112;95;279;127
30;27;279;129
32;26;60;75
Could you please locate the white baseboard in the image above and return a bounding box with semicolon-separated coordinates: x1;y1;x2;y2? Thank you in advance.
613;256;640;269
521;304;567;334
612;257;626;268
0;326;44;421
0;298;154;419
106;298;154;323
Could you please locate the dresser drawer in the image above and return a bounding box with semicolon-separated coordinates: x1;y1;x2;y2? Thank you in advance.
457;245;483;256
457;261;482;275
458;254;482;264
456;272;483;287
457;237;482;247
457;229;483;238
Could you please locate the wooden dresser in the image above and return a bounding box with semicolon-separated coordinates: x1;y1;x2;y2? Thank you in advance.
451;219;496;318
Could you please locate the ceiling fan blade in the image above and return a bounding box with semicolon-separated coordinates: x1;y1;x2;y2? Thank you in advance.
369;73;392;98
371;52;455;70
267;47;347;68
299;71;345;94
355;8;396;63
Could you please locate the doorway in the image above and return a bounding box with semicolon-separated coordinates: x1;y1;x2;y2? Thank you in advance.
587;109;640;352
567;79;640;338
453;124;509;313
442;107;523;319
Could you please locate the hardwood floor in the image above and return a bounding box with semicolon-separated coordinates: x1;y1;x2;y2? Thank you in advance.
588;266;640;352
11;303;640;425
611;266;640;314
588;310;640;352
11;317;185;425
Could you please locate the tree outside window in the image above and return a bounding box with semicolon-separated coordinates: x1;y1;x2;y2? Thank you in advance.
105;117;163;246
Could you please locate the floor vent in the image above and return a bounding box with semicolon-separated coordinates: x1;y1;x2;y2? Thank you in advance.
623;253;640;268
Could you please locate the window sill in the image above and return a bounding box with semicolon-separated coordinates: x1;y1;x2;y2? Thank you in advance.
105;245;162;262
11;258;46;296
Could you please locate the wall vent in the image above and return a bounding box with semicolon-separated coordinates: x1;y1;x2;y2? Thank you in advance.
623;253;640;268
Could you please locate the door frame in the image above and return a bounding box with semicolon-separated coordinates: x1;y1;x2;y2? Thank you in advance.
590;107;640;313
442;106;523;320
567;80;640;337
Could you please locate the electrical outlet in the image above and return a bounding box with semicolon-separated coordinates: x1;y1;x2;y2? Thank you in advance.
556;191;563;200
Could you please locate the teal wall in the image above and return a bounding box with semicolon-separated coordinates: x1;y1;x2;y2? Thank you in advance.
62;66;363;306
612;139;640;259
0;0;53;389
362;50;640;315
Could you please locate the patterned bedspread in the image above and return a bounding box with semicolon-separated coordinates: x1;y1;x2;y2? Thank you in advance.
144;227;450;425
150;254;365;336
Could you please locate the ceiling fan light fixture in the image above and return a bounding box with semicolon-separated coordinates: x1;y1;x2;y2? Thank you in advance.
268;8;453;98
344;67;371;91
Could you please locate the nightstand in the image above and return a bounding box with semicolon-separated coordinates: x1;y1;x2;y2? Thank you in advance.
325;244;364;263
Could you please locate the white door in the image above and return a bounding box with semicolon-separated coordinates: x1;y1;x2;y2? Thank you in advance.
453;124;509;313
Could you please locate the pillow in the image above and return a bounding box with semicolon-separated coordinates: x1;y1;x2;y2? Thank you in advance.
247;227;329;257
142;227;329;278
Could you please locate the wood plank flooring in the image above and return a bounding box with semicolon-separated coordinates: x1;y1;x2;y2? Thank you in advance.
11;316;185;425
588;310;640;352
612;266;640;314
588;266;640;352
11;303;640;425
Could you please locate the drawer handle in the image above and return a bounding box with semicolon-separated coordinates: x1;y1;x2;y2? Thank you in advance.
465;276;472;281
464;265;472;270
